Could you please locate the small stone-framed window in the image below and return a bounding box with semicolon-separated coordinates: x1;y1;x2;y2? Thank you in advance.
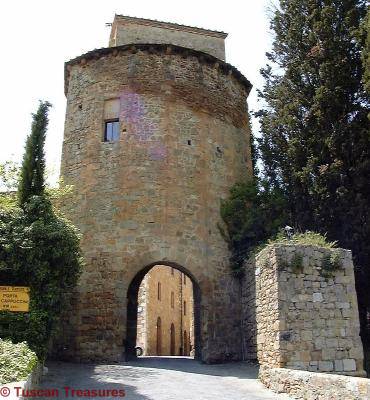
157;282;161;301
104;119;120;142
184;301;186;316
103;98;120;142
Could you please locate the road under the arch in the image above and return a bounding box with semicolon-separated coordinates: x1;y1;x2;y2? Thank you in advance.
36;357;292;400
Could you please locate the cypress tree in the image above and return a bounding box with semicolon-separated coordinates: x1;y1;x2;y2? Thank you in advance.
18;101;51;206
256;0;370;350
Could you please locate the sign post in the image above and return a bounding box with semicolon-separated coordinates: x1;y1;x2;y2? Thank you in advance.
0;286;30;312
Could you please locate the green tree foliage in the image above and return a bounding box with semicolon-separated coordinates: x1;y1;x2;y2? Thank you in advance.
1;161;74;211
362;7;370;95
18;101;51;206
0;198;82;358
256;0;370;350
0;161;19;192
0;102;82;359
220;179;288;276
0;161;19;209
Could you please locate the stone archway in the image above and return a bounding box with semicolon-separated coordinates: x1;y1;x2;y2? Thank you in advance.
126;261;201;361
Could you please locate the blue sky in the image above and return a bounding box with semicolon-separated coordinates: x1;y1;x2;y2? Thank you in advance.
0;0;274;183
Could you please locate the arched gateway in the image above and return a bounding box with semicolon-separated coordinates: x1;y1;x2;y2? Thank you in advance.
56;15;252;363
127;262;201;360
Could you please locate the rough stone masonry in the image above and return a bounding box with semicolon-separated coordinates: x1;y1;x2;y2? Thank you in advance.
55;17;366;392
56;15;253;363
242;244;365;376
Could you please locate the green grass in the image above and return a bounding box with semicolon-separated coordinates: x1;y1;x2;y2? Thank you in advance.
252;231;338;259
0;339;38;384
267;231;338;249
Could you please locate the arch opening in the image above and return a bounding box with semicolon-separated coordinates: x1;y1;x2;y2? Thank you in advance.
126;262;201;361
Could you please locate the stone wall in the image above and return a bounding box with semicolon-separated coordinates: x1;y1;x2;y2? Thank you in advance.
242;244;365;376
260;367;370;400
57;39;252;363
241;256;257;360
109;15;227;60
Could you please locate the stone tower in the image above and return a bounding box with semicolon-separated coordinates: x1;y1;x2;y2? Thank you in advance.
59;15;252;362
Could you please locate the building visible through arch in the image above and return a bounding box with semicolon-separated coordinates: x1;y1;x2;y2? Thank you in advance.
136;265;194;356
126;261;201;361
57;14;253;363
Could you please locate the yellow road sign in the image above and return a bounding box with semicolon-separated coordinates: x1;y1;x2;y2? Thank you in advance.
0;286;30;312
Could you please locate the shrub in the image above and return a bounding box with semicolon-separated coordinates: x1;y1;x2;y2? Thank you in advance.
0;196;83;358
0;339;38;384
290;253;304;274
320;251;342;278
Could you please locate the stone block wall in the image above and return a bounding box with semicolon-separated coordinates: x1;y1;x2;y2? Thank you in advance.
57;41;252;363
241;255;257;360
242;244;365;376
109;15;227;60
260;367;370;400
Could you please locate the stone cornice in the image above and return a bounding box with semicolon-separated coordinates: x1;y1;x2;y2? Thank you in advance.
64;43;252;96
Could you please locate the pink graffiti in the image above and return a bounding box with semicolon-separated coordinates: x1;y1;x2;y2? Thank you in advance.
119;91;155;141
148;142;168;160
119;90;167;160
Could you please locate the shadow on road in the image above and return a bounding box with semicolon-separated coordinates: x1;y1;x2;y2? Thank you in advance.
127;356;260;379
36;358;287;400
37;361;154;400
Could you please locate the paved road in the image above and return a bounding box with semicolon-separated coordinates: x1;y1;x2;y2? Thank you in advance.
37;357;291;400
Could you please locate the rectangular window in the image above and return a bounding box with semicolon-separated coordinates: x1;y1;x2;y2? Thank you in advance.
157;282;161;301
171;292;174;308
103;98;120;142
104;119;120;142
184;301;186;316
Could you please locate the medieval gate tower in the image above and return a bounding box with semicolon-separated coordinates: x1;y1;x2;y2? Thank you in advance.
60;15;252;363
